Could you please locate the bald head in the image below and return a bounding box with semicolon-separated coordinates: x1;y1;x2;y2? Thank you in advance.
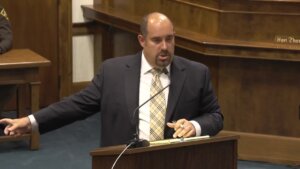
140;12;174;37
137;12;175;69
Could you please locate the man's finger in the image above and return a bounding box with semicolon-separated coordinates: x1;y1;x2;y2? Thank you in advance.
166;122;175;128
0;118;12;125
7;123;19;132
184;129;195;138
9;130;15;136
173;126;185;138
4;125;10;135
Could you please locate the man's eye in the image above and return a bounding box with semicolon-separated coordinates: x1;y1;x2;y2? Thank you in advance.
152;38;161;43
166;36;174;42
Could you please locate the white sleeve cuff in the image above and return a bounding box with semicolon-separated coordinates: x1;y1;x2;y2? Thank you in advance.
28;115;39;132
190;120;201;136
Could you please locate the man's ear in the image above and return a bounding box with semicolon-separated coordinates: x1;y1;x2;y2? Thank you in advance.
137;34;145;47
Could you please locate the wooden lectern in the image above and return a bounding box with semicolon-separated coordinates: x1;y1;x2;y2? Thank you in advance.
90;134;238;169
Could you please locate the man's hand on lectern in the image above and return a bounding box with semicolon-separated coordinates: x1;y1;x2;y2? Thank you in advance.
167;118;196;138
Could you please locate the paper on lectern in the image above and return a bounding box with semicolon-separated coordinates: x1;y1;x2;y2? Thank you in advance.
150;135;210;146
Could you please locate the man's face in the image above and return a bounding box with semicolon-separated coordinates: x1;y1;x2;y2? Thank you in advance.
138;17;175;69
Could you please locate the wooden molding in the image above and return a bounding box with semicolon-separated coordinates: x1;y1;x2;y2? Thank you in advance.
82;4;300;62
169;0;300;14
72;81;90;93
221;131;300;165
58;0;73;98
72;22;105;36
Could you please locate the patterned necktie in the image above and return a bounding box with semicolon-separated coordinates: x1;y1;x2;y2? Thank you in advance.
149;68;166;141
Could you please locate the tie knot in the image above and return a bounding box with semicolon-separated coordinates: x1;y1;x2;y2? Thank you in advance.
150;68;165;76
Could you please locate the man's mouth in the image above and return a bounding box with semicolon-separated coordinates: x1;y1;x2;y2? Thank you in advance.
159;52;169;57
158;54;168;61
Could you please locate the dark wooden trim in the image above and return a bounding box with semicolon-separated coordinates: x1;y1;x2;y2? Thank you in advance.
81;4;300;62
221;131;300;165
169;0;300;15
58;0;73;98
73;22;94;35
91;134;239;169
72;81;90;93
72;22;104;36
100;25;114;61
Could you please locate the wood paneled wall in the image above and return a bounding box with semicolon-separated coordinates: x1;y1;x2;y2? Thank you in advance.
219;58;300;137
2;0;59;106
2;0;72;108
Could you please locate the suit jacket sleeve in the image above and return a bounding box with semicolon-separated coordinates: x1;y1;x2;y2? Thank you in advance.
33;66;103;133
193;67;223;136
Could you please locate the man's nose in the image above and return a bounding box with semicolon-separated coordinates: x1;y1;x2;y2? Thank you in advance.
161;40;167;49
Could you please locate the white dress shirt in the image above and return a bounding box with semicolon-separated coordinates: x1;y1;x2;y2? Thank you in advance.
138;52;201;140
138;52;170;140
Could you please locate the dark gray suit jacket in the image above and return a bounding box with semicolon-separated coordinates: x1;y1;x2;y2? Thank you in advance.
34;52;223;147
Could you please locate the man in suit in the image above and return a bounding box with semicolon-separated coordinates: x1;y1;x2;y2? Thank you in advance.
0;12;223;147
0;4;14;136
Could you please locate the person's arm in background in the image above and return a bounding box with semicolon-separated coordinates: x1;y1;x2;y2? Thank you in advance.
0;5;13;54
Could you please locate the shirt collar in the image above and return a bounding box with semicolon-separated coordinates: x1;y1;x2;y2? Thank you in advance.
141;51;170;75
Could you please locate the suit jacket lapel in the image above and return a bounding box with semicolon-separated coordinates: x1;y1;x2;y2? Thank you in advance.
124;53;142;124
165;56;186;123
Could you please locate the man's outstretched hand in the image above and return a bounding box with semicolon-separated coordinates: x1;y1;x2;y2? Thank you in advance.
0;117;31;136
